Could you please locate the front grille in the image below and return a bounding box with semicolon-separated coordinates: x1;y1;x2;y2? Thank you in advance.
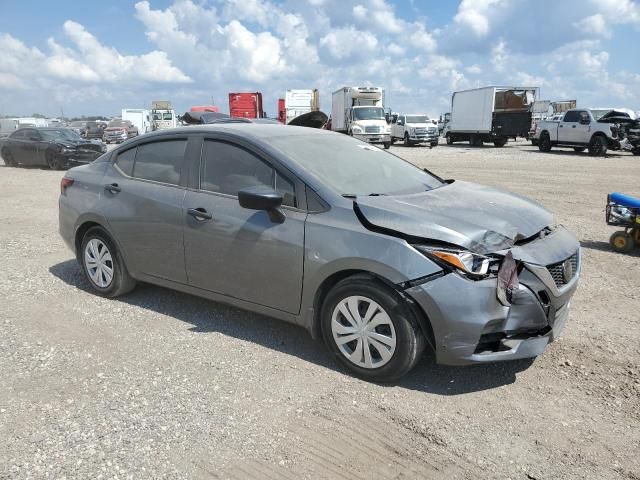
546;253;578;288
365;126;381;133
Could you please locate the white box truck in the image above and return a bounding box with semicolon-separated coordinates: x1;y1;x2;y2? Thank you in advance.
151;100;177;131
331;86;391;149
285;89;319;124
0;118;19;138
445;86;538;147
122;109;151;134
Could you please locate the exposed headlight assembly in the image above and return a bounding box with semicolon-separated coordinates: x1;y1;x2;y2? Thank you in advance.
352;126;363;134
412;245;499;278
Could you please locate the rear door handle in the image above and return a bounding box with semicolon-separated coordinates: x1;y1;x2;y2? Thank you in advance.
104;183;121;193
571;125;576;128
187;208;212;221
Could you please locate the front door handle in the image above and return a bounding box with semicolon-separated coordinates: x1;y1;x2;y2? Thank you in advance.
187;207;212;221
571;125;576;128
104;183;121;193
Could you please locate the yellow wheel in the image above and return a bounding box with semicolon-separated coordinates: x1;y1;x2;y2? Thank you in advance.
610;231;634;253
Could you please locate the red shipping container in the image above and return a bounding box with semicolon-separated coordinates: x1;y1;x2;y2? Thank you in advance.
228;92;264;119
278;98;285;123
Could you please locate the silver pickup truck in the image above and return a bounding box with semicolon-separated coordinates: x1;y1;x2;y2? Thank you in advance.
534;108;631;156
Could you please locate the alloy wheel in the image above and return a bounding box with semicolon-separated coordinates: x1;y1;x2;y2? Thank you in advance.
331;295;396;369
84;238;114;288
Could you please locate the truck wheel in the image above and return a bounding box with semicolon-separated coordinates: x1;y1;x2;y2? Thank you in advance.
538;132;552;152
383;142;391;150
573;147;586;152
493;138;507;147
470;135;483;147
633;148;640;156
403;133;410;146
588;135;607;157
445;133;453;145
610;231;634;253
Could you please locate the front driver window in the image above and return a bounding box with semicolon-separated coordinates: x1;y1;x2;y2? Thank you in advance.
200;140;297;207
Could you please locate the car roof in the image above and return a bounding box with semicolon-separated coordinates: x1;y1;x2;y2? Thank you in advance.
140;124;334;141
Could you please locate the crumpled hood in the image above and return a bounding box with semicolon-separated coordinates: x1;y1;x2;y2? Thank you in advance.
355;180;553;254
56;140;102;151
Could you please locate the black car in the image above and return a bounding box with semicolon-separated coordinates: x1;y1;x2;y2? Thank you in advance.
0;127;106;170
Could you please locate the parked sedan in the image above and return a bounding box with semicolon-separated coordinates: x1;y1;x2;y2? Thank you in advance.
103;120;138;144
58;125;581;381
1;127;106;169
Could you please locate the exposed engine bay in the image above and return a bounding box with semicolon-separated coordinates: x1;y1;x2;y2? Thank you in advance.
598;110;640;154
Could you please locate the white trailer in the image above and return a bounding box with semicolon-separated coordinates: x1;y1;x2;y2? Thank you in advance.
0;118;19;137
446;86;538;147
284;89;319;124
122;108;151;134
330;86;391;148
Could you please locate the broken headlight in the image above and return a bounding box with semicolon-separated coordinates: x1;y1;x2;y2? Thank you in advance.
412;245;500;278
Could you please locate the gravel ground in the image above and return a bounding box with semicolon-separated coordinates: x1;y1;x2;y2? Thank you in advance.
1;139;639;479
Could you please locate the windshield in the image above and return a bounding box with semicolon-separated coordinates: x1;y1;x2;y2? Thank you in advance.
405;115;430;123
40;129;83;141
266;134;443;196
352;107;385;121
163;113;173;120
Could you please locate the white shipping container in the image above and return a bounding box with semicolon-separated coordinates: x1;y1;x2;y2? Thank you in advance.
285;89;319;124
449;87;496;133
331;86;384;132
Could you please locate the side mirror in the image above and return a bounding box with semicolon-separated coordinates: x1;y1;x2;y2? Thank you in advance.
238;186;285;223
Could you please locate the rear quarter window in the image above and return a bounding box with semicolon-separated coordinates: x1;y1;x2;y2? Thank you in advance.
115;147;136;176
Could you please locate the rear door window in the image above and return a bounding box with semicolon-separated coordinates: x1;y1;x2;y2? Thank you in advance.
10;130;25;139
133;140;186;185
200;140;297;207
563;111;579;122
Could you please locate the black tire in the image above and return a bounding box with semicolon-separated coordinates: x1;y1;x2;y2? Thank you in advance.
45;151;63;170
430;141;438;148
493;138;507;147
609;231;635;253
390;137;396;145
470;135;483;147
573;147;586;152
383;142;390;150
588;135;607;157
632;148;640;156
80;226;136;298
538;132;552;152
1;148;16;166
445;133;453;145
531;139;538;146
403;133;410;146
321;275;426;382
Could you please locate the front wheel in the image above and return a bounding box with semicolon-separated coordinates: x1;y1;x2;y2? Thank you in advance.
493;138;507;147
383;142;390;150
81;226;136;297
588;135;607;156
610;231;635;253
445;133;453;145
45;151;63;170
403;133;410;146
321;276;426;382
632;148;640;156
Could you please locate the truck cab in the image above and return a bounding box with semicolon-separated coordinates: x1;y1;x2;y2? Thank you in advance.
535;108;624;156
390;114;439;147
347;106;391;148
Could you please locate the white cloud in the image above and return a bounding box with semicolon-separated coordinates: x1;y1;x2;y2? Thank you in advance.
453;0;502;37
320;26;378;60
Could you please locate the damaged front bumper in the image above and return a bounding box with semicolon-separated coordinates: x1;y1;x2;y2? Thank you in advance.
404;226;581;365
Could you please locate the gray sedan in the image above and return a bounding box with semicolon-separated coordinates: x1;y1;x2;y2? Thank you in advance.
58;125;580;382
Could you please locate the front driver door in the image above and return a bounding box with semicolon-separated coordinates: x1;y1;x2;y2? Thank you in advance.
183;137;306;314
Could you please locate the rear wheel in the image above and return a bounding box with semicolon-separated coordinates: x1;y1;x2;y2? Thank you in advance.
321;275;426;382
538;132;552;152
445;133;453;145
470;135;483;147
573;147;586;152
1;148;16;166
493;138;507;147
588;135;607;157
610;231;634;253
80;227;136;297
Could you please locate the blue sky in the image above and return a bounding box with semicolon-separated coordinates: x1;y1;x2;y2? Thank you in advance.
0;0;639;118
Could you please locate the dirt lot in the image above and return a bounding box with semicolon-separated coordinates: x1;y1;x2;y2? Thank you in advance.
1;140;639;479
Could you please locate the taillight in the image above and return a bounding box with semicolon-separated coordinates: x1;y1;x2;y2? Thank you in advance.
61;177;74;195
